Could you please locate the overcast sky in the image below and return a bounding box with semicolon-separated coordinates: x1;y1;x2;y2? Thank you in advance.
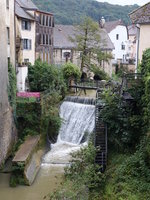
97;0;150;6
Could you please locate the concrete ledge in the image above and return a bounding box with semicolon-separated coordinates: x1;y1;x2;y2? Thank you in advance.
12;135;42;186
13;135;40;163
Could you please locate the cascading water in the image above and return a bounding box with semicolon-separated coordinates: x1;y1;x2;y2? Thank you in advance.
42;97;95;165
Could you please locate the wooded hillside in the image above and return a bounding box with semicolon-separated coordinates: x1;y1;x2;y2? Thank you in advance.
33;0;139;25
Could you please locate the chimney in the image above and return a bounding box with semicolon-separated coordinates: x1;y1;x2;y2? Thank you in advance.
100;17;105;28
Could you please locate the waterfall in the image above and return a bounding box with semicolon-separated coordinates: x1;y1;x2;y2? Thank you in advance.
43;97;95;164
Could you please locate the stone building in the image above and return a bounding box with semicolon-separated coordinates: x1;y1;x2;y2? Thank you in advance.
0;0;16;166
53;25;114;77
15;0;54;91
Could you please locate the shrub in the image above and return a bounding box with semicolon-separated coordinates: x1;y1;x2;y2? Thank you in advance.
28;59;67;94
62;62;81;82
49;143;105;199
90;64;109;80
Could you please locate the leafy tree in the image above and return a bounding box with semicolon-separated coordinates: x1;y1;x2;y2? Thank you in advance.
62;62;81;82
70;17;100;71
70;17;112;74
140;48;150;130
28;59;66;94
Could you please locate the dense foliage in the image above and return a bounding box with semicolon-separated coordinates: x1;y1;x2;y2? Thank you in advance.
8;63;17;111
33;0;138;25
91;65;109;80
62;62;81;82
49;143;105;200
28;59;67;95
41;91;62;142
101;84;144;151
140;48;150;130
103;136;150;200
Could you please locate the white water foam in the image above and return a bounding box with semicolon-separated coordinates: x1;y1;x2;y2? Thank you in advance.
42;101;95;165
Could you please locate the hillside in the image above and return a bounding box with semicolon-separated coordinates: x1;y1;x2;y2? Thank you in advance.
33;0;139;25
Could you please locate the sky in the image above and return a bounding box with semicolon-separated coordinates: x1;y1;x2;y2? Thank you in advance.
97;0;150;6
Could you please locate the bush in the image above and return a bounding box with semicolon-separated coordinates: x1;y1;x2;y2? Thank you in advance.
62;62;81;82
28;59;67;94
49;143;105;199
101;88;144;151
90;65;109;80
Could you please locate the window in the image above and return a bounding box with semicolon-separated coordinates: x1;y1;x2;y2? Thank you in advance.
6;0;9;9
22;20;31;30
121;43;125;50
63;52;71;58
116;34;119;40
24;59;29;64
49;17;51;27
43;15;45;26
46;16;49;26
43;34;45;45
23;39;32;50
7;27;10;44
49;36;52;45
46;34;49;45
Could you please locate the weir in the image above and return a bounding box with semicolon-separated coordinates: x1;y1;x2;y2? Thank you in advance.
43;96;95;164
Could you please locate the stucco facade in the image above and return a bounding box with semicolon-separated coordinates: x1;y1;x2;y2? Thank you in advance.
139;24;150;61
108;25;128;63
16;17;36;65
0;0;16;166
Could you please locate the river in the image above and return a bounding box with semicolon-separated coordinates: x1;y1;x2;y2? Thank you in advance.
0;164;64;200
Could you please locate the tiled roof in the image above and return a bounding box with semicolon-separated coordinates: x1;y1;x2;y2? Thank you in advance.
104;20;124;33
127;24;137;36
54;25;114;50
129;2;150;24
15;2;35;20
16;0;38;10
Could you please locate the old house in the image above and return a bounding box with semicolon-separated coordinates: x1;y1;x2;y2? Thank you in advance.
0;0;16;166
129;3;150;65
53;25;114;77
127;25;136;63
104;20;128;64
15;0;54;91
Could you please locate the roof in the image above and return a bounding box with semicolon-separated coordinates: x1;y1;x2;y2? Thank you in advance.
127;24;137;36
129;2;150;24
15;2;35;21
16;0;38;10
104;20;125;33
54;25;114;50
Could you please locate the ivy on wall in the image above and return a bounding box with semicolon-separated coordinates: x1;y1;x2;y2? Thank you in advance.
8;63;17;112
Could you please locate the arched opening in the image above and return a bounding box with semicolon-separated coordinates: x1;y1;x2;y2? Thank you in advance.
81;72;87;82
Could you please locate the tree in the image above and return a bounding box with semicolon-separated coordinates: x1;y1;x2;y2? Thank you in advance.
70;17;112;73
28;59;66;94
70;17;100;71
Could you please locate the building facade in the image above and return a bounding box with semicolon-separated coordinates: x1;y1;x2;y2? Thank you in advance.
53;25;114;77
129;3;150;63
15;0;54;91
104;20;128;64
0;0;16;166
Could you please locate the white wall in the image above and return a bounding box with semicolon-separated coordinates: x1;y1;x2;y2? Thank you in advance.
17;66;28;91
108;25;128;62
